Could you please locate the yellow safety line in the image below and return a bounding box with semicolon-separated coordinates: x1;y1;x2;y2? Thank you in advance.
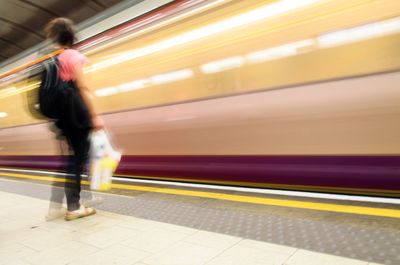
0;172;65;183
1;172;399;219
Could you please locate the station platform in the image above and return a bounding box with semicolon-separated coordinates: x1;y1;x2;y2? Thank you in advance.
0;169;399;265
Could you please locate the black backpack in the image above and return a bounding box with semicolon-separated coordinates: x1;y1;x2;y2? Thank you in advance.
37;56;92;130
38;57;62;119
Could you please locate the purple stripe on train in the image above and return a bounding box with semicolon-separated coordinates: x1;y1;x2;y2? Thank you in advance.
0;155;399;194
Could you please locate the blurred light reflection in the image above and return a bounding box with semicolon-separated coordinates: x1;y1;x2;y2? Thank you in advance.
246;39;314;64
95;69;193;97
317;17;400;48
86;0;321;73
0;82;40;99
200;56;245;74
150;69;193;84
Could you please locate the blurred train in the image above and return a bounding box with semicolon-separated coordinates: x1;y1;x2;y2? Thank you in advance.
1;0;400;197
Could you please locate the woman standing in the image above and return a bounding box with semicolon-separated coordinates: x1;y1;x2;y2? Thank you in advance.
45;18;103;220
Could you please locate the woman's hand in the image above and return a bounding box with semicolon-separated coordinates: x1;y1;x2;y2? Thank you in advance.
92;116;104;131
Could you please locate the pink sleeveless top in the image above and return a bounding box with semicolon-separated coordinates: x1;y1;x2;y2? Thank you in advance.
58;49;89;81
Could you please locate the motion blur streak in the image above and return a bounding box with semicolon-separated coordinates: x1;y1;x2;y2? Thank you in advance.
318;17;400;48
1;0;400;196
150;69;193;84
94;69;193;97
84;0;229;55
246;39;315;64
201;57;245;74
85;0;321;72
0;82;40;99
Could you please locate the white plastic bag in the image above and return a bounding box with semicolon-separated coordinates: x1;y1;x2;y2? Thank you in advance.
89;130;121;191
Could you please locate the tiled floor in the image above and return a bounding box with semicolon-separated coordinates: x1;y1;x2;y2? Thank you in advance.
0;191;380;265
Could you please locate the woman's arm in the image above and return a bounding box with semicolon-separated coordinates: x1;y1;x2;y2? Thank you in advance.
74;65;104;131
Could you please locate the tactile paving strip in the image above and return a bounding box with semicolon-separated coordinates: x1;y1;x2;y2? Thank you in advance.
0;178;399;265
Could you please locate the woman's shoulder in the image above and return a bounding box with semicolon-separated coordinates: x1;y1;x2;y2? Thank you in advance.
59;49;89;65
60;49;84;58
